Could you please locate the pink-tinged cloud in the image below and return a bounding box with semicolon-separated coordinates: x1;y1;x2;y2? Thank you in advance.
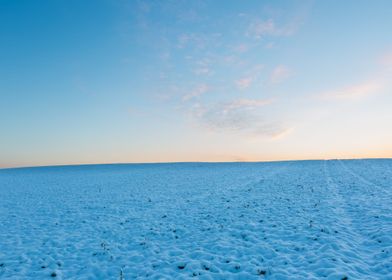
182;84;209;101
223;99;273;111
380;52;392;67
321;80;384;100
234;44;249;53
236;77;253;90
235;65;264;90
269;65;291;84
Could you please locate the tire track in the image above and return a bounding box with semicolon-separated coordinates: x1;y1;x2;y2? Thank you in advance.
325;160;392;278
337;160;390;197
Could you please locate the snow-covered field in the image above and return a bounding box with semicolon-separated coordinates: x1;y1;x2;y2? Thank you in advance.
0;160;391;279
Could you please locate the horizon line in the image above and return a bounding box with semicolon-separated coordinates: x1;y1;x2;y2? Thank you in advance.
1;157;392;171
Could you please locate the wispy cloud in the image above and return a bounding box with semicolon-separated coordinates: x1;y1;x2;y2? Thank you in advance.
265;42;275;49
194;67;211;75
193;58;213;76
247;19;278;39
320;80;384;100
244;1;311;43
246;18;299;40
177;33;192;49
379;52;392;67
182;84;209;101
236;77;253;90
319;52;392;101
235;64;264;90
268;65;291;84
223;99;273;110
190;98;289;138
234;43;249;53
176;32;222;50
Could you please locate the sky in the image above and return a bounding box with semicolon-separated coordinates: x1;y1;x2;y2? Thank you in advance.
1;0;392;168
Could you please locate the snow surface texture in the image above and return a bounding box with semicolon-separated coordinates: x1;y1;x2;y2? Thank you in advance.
0;160;391;279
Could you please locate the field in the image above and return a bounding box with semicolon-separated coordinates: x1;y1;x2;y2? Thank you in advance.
0;160;391;279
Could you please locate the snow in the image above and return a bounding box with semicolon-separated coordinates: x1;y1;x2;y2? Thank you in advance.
0;159;391;279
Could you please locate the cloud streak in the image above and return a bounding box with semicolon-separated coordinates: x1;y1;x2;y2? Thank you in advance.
268;65;291;84
246;16;303;40
190;98;289;139
223;98;273;111
320;80;384;100
235;64;264;90
182;84;209;101
236;77;253;90
379;51;392;68
319;51;392;101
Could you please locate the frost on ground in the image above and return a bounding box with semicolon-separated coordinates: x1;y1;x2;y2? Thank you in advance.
0;159;391;279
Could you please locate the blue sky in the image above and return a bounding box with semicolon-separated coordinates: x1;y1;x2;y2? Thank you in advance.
1;0;392;167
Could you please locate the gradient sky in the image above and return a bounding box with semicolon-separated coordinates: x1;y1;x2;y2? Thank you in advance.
1;0;392;168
